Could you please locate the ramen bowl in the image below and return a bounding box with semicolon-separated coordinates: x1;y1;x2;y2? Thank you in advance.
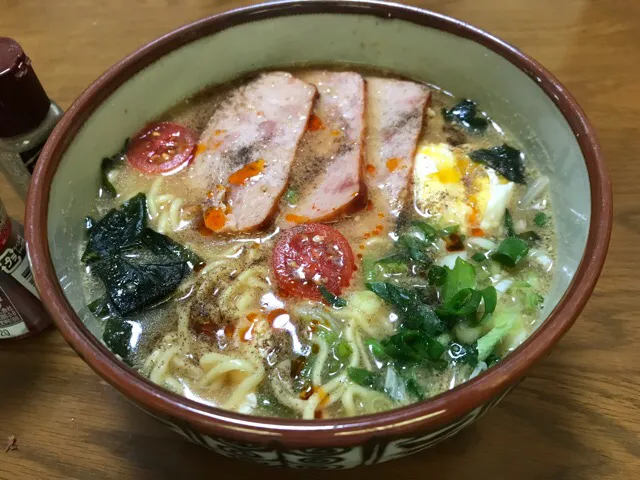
26;0;611;468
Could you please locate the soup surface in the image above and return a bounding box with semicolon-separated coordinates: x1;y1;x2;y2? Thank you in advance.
80;68;555;419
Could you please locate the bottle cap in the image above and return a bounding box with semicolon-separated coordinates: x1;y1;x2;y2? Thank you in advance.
0;37;51;138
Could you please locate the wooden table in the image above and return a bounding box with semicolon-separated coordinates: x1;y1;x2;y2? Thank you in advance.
1;0;637;478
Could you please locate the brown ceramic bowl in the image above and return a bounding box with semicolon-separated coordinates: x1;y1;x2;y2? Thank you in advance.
25;0;612;468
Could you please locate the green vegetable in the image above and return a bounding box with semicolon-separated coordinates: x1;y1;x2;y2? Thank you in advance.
283;188;299;205
410;221;437;241
82;193;147;263
336;340;353;360
476;311;517;361
469;144;526;184
398;234;432;265
348;367;384;391
318;285;347;308
100;138;128;197
436;288;483;318
518;231;541;244
83;193;200;316
442;257;476;302
103;317;133;363
435;285;496;324
380;329;446;367
511;281;544;314
534;212;548;227
504;209;516;237
471;252;487;263
427;265;448;286
447;342;478;367
366;282;445;335
403;376;426;401
365;338;387;361
491;237;529;267
442;99;489;133
91;256;188;316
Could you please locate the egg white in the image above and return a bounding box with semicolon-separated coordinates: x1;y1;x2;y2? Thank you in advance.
413;143;514;236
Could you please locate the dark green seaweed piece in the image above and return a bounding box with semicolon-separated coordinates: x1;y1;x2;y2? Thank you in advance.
442;99;489;133
318;285;347;308
138;227;204;268
82;193;147;263
103;317;133;363
469;144;526;184
91;255;189;316
447;341;479;367
100;138;128;197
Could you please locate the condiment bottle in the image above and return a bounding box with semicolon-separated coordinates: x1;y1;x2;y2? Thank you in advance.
0;37;63;199
0;198;51;339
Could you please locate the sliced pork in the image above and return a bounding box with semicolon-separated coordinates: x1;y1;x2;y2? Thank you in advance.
365;78;431;214
186;71;316;232
280;71;366;225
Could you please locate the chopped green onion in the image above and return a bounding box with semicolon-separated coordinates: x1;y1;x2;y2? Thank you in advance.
471;252;487;263
479;286;497;323
491;237;529;267
318;285;347;308
534;212;548;227
410;221;437;241
336;340;353;360
398;234;431;265
504;209;516;237
427;265;448;286
283;188;299;205
365;338;387;360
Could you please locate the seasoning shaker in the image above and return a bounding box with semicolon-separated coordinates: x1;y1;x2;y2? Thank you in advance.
0;198;51;339
0;37;63;199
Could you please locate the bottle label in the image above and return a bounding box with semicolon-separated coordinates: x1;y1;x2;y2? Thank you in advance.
0;284;28;338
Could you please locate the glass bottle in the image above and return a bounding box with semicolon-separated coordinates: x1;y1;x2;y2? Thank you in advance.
0;37;63;199
0;198;51;339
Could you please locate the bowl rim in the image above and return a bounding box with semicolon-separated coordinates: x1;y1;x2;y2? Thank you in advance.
26;0;612;448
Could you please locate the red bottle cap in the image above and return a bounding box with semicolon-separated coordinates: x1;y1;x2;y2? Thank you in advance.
0;37;51;138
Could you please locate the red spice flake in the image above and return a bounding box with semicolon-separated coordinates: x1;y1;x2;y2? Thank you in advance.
267;308;289;326
285;213;310;224
193;321;216;337
359;244;365;250
246;312;258;322
299;384;314;400
445;233;465;252
224;324;235;338
378;212;385;219
308;114;324;131
386;157;401;172
194;143;207;156
366;200;374;211
228;159;265;186
375;224;384;231
330;129;341;136
365;164;377;175
356;253;363;259
363;232;371;239
471;227;485;237
214;129;225;136
203;207;226;232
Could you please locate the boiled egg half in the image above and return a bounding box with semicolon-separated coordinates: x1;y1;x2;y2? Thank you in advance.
414;143;514;235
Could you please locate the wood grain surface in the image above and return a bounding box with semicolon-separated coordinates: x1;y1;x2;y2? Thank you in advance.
0;0;638;478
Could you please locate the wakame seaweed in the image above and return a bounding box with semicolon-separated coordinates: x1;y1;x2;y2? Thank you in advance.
469;144;526;184
442;99;489;133
83;193;201;351
100;138;128;197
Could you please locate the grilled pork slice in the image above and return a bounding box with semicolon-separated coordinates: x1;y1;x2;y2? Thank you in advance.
365;77;431;214
186;71;316;232
281;71;366;225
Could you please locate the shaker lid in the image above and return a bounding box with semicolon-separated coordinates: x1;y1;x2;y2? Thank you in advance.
0;37;51;138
